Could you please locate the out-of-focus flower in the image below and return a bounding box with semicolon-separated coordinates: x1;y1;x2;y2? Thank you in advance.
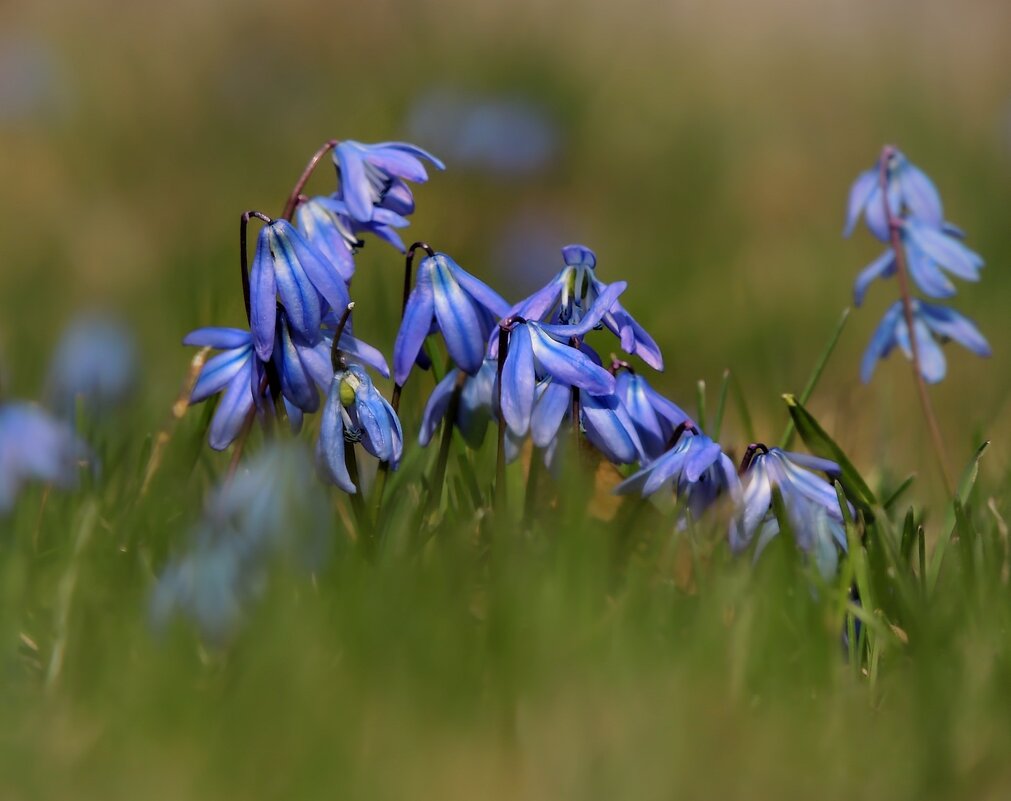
333;140;444;224
419;359;497;448
615;427;739;518
393;252;509;385
150;443;330;644
496;284;624;438
249;218;351;361
47;313;137;417
406;89;558;175
860;299;991;384
844;148;943;240
0;402;89;513
184;327;257;450
614;369;690;460
506;245;663;370
853;221;984;305
317;365;403;492
730;447;848;577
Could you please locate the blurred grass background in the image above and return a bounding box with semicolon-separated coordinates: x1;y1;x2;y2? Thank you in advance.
1;0;1009;492
1;1;1011;798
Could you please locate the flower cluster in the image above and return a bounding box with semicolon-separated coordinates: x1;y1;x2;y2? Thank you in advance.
184;139;442;492
846;146;990;383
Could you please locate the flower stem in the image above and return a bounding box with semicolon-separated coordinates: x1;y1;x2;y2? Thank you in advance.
389;241;435;414
425;373;466;517
522;448;542;528
878;146;954;496
281;139;339;221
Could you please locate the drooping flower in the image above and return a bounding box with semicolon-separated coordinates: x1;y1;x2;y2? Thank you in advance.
0;402;89;513
150;442;330;644
393;252;509;385
185;327;257;450
615;426;739;519
496;283;626;438
730;447;849;577
295;195;412;280
419;359;497;448
853;220;984;305
249;218;351;361
317;364;404;492
46;313;138;418
860;299;991;384
613;368;690;460
844;148;943;241
333;140;445;224
506;244;663;369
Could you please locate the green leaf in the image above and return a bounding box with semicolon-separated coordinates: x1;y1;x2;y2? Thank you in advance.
882;474;916;513
780;307;850;449
782;393;876;509
927;440;989;591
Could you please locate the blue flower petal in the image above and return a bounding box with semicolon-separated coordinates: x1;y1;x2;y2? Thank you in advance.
899;162;943;226
431;257;485;376
268;223;322;346
191;348;251;403
419;370;459;446
529;327;615;394
860;302;903;383
183;327;251;349
531;379;570;448
919;303;992;358
317;379;356;493
393;261;435;385
500;324;536;436
208;369;255;451
843;168;877;237
250;227;278;361
853;248;895;307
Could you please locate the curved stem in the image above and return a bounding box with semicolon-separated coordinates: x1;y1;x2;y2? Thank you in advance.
390;242;436;414
879;146;953;496
495;325;511;511
328;302;356;372
281;139;339;221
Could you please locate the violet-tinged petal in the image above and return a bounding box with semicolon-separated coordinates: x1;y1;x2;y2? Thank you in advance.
905;221;983;282
843;168;877;237
531;379;570;448
581;393;643;465
919;303;992;358
268;224;322;345
899;163;943;226
779;451;840;475
250;227;278;361
419;370;459;446
208;370;255;451
191;348;250;403
907;317;947;384
183;327;251;349
334;143;373;223
277;322;319;413
860;302;903;383
431;259;485;376
905;239;957;298
500;324;536;436
529;327;614;395
539;281;627;338
337;332;390;379
393;262;435;385
449;262;511;319
371;141;446;170
853;248;895;307
317;380;356;493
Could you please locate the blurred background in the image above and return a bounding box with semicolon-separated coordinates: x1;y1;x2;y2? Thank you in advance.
0;0;1009;499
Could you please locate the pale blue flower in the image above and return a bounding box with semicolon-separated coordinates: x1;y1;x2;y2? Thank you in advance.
861;299;991;384
844;148;943;241
419;359;497;448
730;447;849;577
614;369;690;460
47;313;137;417
0;402;89;513
184;327;257;450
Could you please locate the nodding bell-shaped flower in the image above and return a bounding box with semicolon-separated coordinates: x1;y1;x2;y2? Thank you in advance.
505;244;664;370
613;366;690;460
333;140;445;224
861;299;991;384
853;220;984;306
730;447;850;578
295;196;412;282
185;327;257;450
844;147;943;241
0;402;90;514
317;364;404;493
419;359;497;448
614;425;739;519
496;283;626;438
249;218;351;361
393;252;509;386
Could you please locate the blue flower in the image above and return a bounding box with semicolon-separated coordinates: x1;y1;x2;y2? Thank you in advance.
150;443;330;645
0;402;89;513
861;299;991;384
496;284;626;438
614;369;690;460
419;359;498;448
185;327;257;450
853;220;984;305
249;218;351;361
393;252;509;385
295;196;411;278
317;364;404;493
615;427;739;518
506;244;663;370
730;447;849;577
333;140;445;224
46;312;138;418
844;148;943;241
